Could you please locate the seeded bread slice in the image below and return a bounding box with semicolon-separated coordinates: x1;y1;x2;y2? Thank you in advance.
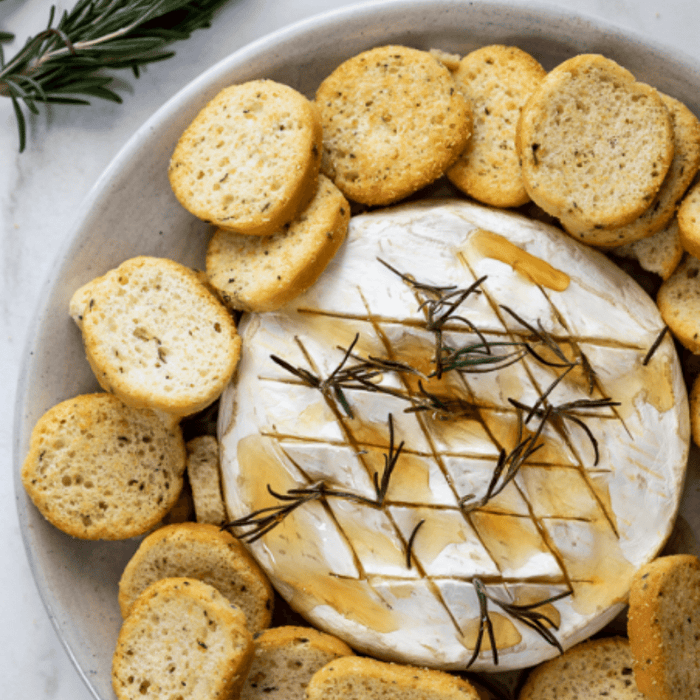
305;656;481;699
239;626;354;699
118;522;274;634
206;174;350;312
447;45;546;208
657;253;700;353
678;179;700;258
516;54;674;240
517;637;643;699
21;392;186;540
628;555;700;700
315;45;472;205
75;256;241;417
186;435;227;525
112;577;254;700
169;79;322;236
568;94;700;246
612;218;683;280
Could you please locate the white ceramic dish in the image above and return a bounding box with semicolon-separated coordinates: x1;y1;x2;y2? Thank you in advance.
13;1;700;698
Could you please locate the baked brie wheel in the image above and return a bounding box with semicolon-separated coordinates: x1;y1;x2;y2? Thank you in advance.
218;199;689;671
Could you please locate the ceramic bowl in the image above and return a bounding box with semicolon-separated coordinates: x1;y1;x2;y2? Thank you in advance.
14;1;700;698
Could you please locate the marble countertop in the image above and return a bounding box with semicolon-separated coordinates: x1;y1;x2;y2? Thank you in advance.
3;0;700;697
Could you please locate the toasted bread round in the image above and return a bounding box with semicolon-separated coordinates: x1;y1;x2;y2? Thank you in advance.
518;637;643;699
678;179;700;258
569;94;700;246
305;656;481;700
516;54;674;240
168;79;322;235
112;577;254;700
447;45;546;207
239;626;354;699
185;435;227;525
628;555;700;700
315;45;472;205
612;218;683;280
207;174;350;312
118;522;274;634
21;392;186;540
78;256;241;417
657;253;700;353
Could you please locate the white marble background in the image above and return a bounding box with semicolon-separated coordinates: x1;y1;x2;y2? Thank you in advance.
2;0;699;697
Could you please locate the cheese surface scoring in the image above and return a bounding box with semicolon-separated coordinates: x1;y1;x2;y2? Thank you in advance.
219;199;689;671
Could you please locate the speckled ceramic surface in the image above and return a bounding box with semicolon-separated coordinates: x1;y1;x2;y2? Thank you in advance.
13;1;700;698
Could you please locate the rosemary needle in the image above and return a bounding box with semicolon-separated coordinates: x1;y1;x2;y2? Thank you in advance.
0;0;231;152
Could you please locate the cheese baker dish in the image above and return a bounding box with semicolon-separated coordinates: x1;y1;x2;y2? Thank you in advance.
218;199;689;672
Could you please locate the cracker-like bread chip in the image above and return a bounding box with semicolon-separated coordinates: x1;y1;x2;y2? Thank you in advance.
186;435;227;525
306;656;481;699
315;45;472;205
21;392;186;540
169;79;322;236
239;626;353;699
447;45;546;208
569;94;700;246
118;522;274;634
628;555;700;700
612;218;683;280
657;253;700;353
207;174;349;312
516;54;674;241
112;577;254;700
518;637;643;699
678;179;700;258
75;256;241;417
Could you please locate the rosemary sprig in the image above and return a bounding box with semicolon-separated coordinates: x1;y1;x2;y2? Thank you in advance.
271;335;425;418
466;578;571;668
222;415;404;542
437;340;527;376
509;396;619;466
404;381;482;420
379;258;488;378
460;406;549;512
500;305;574;369
1;0;231;152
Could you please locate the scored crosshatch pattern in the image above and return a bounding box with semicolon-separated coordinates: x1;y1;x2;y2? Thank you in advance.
255;257;651;628
220;200;690;670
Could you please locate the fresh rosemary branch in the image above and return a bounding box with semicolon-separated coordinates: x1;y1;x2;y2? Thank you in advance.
459;406;549;513
466;578;571;668
0;0;231;151
378;257;489;378
222;414;405;542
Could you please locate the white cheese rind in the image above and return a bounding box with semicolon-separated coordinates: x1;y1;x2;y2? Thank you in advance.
219;199;689;671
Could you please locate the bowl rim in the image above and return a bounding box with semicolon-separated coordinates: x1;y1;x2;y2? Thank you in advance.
13;0;700;696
